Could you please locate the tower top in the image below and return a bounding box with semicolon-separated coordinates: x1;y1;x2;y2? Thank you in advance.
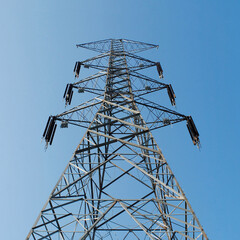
76;38;159;53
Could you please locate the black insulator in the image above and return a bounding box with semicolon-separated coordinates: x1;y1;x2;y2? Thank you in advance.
69;89;74;105
75;62;81;78
167;84;176;106
65;84;73;105
187;123;195;144
187;116;199;145
169;84;176;98
43;116;51;138
73;62;78;72
68;84;73;95
187;116;199;137
49;124;57;145
156;62;163;78
45;116;56;142
66;94;70;103
63;84;69;99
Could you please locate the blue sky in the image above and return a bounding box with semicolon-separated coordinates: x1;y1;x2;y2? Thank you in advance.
0;0;239;239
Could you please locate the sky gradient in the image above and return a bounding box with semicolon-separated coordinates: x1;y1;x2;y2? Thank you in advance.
0;1;239;239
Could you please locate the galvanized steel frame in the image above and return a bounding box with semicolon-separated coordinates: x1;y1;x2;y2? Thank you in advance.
26;39;207;240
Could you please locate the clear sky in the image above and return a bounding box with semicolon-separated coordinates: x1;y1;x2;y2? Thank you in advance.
0;0;239;239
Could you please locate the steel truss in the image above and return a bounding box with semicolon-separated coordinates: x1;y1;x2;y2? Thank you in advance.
26;39;207;240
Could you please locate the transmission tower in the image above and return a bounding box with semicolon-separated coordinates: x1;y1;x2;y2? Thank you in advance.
26;39;208;240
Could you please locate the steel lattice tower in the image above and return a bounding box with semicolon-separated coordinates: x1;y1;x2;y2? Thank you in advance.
26;39;208;240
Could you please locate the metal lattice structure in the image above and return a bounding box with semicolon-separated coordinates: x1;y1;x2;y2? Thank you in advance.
26;39;207;240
